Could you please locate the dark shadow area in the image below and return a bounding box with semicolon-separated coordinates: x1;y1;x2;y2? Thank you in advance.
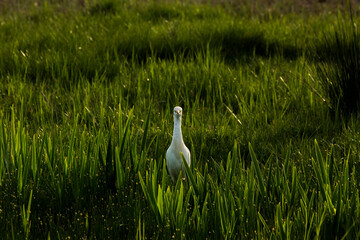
113;29;301;65
0;1;305;84
310;17;360;120
0;30;301;84
216;29;301;63
138;3;182;22
88;0;117;15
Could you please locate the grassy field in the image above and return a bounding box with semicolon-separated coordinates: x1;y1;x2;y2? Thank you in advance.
1;0;360;239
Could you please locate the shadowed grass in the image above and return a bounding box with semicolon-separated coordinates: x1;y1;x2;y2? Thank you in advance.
1;0;360;239
314;12;360;120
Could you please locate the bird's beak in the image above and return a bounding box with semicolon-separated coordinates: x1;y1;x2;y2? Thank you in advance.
175;110;180;115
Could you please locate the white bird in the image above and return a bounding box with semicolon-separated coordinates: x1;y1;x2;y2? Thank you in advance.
166;106;191;183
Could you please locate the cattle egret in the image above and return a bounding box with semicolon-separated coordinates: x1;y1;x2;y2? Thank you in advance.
166;106;191;183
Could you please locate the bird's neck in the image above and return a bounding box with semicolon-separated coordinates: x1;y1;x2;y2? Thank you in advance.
172;117;184;147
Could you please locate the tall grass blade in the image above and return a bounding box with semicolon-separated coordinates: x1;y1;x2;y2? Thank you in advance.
138;171;162;225
314;140;328;185
115;146;125;190
249;143;266;198
21;190;33;240
136;212;145;240
181;153;199;195
290;166;297;207
141;106;151;153
276;203;286;240
105;134;116;192
31;135;37;182
119;108;134;158
67;115;78;175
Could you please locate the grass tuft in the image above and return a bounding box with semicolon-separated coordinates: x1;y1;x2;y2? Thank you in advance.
314;12;360;119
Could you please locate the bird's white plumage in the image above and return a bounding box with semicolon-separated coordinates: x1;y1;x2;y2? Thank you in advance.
166;106;191;183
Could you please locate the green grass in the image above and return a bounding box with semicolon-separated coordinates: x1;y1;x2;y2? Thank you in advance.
1;0;360;239
314;11;360;120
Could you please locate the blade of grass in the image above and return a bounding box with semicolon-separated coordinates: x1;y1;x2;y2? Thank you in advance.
249;143;266;198
141;106;151;153
181;152;199;195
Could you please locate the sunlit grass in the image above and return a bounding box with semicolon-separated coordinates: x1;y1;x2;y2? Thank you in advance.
0;0;360;239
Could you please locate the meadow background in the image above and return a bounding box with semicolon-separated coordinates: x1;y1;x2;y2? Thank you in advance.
1;0;360;239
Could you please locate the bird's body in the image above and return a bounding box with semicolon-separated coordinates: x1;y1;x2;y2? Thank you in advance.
166;106;191;183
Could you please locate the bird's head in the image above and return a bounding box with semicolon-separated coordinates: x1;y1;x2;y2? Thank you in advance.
173;106;183;118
